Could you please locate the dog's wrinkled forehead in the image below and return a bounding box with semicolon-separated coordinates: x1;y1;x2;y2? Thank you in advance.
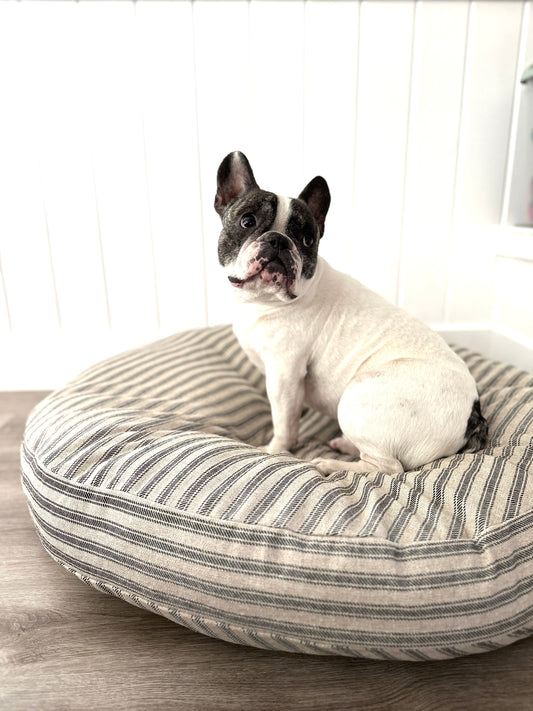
223;188;278;229
223;189;318;240
218;188;319;268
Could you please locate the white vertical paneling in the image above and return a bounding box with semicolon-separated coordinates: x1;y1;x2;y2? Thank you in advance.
193;0;252;326
135;1;205;333
399;1;469;322
503;2;533;226
496;1;533;355
493;255;533;342
446;0;523;323
249;0;306;194
304;0;359;271
0;2;60;336
78;0;158;337
351;0;415;303
520;2;533;94
1;0;531;388
0;262;11;334
452;2;524;226
29;2;109;335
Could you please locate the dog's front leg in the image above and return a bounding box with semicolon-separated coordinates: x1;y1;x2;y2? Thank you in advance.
264;366;305;454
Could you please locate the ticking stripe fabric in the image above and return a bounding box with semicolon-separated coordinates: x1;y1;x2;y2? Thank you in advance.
21;325;533;660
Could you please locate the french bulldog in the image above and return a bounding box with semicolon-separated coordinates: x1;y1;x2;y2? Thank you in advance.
215;151;488;475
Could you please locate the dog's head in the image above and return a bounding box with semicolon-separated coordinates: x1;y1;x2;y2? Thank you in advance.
215;152;330;302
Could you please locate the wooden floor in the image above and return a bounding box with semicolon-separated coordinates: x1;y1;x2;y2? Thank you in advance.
2;392;533;711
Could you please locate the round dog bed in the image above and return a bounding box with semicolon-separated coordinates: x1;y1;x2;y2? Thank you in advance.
21;325;533;661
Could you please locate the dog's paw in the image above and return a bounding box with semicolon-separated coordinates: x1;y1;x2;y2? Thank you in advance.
311;457;343;476
259;444;281;455
258;444;276;455
260;437;292;455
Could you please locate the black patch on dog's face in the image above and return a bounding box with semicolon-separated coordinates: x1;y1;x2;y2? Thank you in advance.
217;189;278;267
285;199;321;279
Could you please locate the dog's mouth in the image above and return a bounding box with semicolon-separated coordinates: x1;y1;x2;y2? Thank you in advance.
227;235;301;300
264;257;289;281
228;257;297;299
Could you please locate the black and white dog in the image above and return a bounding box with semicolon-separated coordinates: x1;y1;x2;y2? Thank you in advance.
215;151;487;475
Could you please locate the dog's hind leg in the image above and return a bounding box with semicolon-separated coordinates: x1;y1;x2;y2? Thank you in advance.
312;450;404;476
328;436;360;457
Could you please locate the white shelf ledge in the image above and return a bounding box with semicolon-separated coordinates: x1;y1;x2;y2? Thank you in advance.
496;226;533;261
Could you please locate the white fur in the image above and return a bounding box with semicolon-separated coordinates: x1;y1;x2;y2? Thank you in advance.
231;256;478;475
271;195;292;233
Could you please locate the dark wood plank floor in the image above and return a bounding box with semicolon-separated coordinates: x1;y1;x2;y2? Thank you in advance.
2;391;533;711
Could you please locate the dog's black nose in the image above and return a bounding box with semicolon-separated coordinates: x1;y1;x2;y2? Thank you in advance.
266;232;290;252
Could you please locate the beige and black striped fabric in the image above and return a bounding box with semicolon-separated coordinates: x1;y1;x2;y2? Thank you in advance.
21;325;533;660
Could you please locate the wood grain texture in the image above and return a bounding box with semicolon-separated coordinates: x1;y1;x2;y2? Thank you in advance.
2;392;533;711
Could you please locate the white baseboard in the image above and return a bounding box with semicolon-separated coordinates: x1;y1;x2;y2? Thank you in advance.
435;326;533;374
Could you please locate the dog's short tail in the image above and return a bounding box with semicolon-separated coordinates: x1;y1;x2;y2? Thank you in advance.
460;398;489;453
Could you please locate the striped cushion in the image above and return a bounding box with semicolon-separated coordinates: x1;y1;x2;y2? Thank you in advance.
21;325;533;661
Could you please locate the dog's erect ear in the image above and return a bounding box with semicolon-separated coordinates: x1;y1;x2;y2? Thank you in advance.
214;151;258;215
298;176;331;238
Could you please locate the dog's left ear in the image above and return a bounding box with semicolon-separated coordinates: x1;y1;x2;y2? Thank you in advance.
298;176;331;238
215;151;258;216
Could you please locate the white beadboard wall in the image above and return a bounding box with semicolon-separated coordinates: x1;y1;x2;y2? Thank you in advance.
0;0;532;389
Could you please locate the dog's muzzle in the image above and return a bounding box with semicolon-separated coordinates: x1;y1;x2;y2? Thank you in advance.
262;231;291;254
256;231;298;284
228;231;300;299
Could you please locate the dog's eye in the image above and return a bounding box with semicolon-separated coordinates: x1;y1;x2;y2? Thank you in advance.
240;213;256;229
303;234;314;248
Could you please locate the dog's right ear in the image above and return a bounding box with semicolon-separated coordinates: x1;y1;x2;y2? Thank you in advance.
215;152;258;216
